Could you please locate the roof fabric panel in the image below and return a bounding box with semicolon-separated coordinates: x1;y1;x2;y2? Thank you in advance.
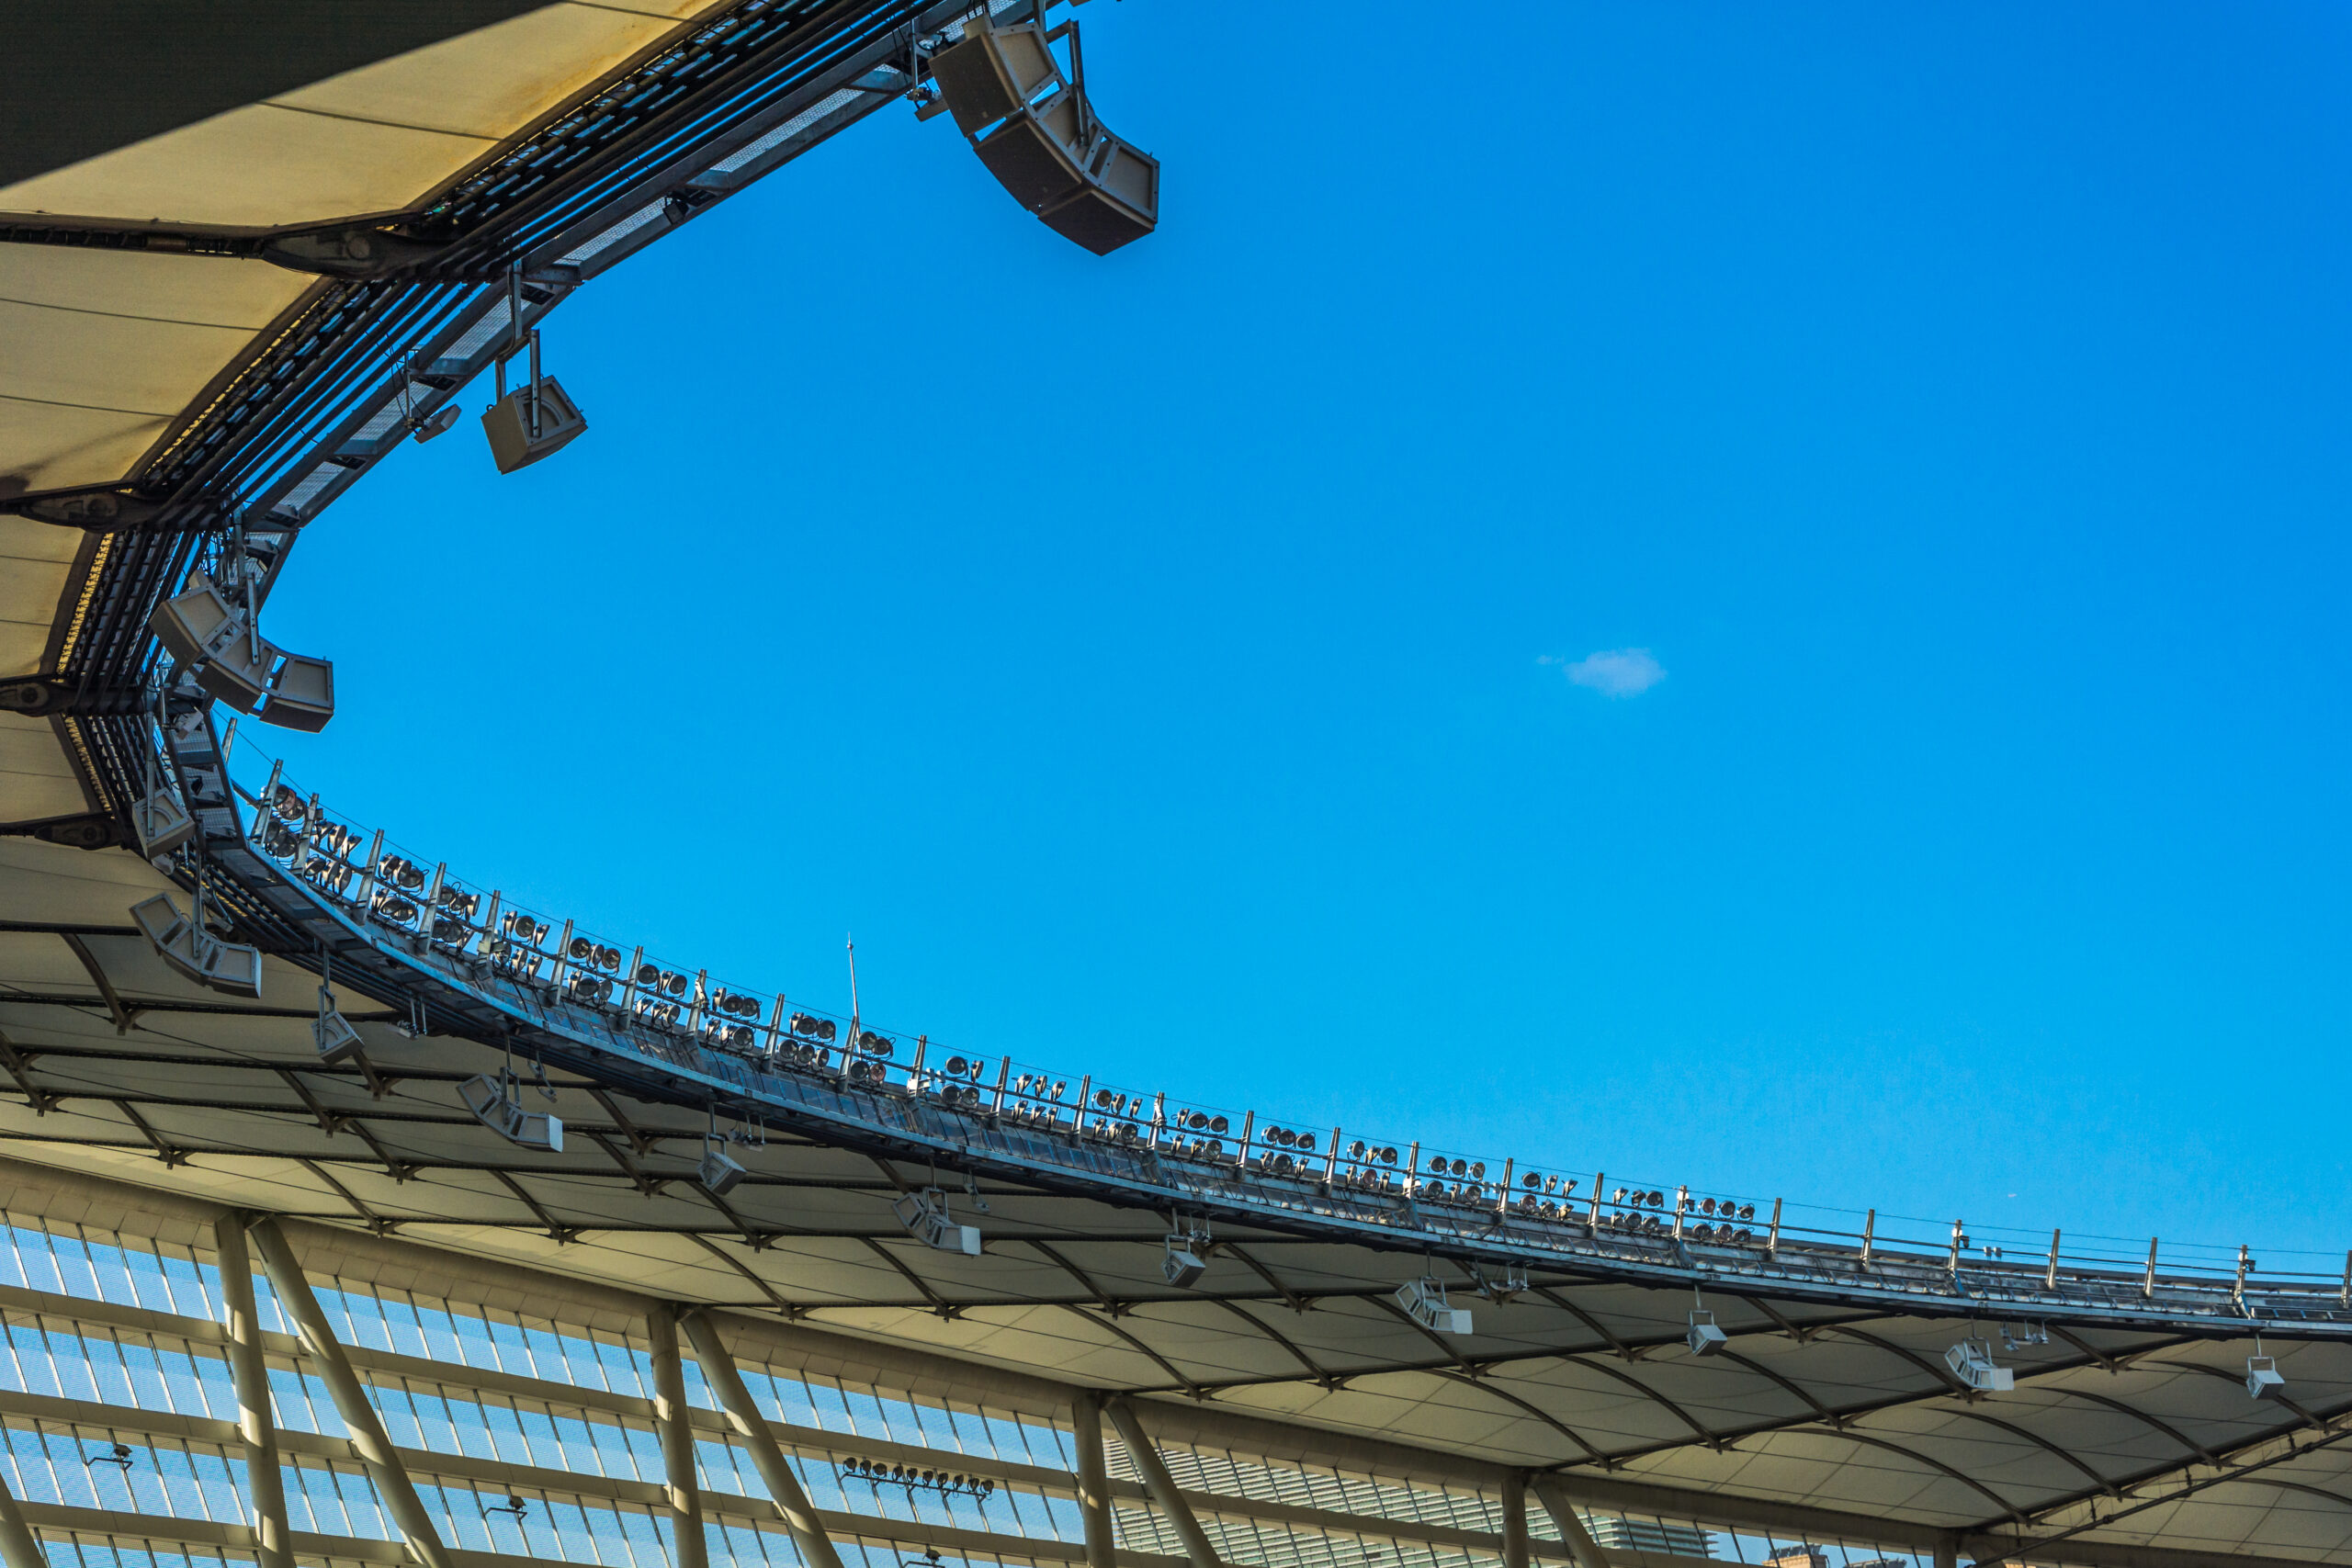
0;1;731;229
0;518;80;675
0;251;314;493
0;715;87;821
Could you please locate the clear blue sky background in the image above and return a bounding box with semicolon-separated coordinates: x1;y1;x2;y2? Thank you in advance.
261;2;2352;1267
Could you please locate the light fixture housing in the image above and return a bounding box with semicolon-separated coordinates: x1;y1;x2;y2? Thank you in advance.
458;1074;563;1152
1687;1309;1729;1357
1395;1276;1472;1336
1944;1337;2014;1393
130;787;194;859
2247;1355;2286;1401
892;1188;980;1257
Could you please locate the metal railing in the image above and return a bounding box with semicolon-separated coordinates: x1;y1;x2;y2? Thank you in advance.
187;725;2352;1327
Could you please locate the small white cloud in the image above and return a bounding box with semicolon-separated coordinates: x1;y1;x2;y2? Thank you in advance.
1543;647;1666;698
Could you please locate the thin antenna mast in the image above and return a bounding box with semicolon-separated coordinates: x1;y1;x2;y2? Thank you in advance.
846;935;860;1048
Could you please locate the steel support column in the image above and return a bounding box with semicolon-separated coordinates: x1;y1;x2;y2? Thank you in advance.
677;1309;846;1568
1530;1477;1612;1568
215;1214;293;1568
247;1217;453;1568
0;1465;44;1568
649;1304;709;1568
1071;1390;1117;1568
1104;1398;1225;1568
1937;1541;1959;1568
1501;1472;1531;1568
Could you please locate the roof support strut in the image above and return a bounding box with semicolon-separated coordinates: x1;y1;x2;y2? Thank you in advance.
649;1303;709;1568
678;1308;846;1568
1070;1390;1117;1568
1501;1471;1531;1568
1105;1397;1227;1568
214;1213;293;1568
247;1216;453;1568
0;1459;41;1568
1529;1476;1612;1568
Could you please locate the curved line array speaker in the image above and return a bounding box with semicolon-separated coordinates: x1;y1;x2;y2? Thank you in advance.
930;15;1159;255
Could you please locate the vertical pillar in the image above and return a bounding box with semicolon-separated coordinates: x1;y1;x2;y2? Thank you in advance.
248;1218;453;1568
1499;1471;1530;1568
1102;1398;1224;1568
0;1467;44;1568
648;1305;709;1568
676;1309;845;1568
215;1215;293;1568
1069;1390;1116;1568
1528;1477;1611;1568
1936;1540;1960;1568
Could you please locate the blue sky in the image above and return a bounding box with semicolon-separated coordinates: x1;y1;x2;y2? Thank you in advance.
262;2;2352;1266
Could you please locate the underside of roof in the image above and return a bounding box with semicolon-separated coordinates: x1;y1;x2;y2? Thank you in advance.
3;10;2346;1568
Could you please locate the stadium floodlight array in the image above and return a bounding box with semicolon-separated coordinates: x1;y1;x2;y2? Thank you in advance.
837;1456;994;1502
157;735;2352;1315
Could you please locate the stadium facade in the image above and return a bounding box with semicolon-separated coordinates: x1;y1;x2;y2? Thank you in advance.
1;6;2347;1568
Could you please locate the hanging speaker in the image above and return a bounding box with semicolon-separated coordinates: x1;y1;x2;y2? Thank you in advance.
481;379;588;474
1039;130;1159;255
930;17;1065;134
262;652;335;732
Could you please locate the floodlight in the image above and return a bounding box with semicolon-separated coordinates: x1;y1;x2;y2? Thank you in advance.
413;405;462;443
458;1074;563;1152
698;1145;748;1197
1395;1276;1472;1336
2247;1355;2286;1401
1999;1322;2048;1351
893;1188;980;1256
1944;1338;2014;1393
130;894;261;998
1687;1309;1728;1356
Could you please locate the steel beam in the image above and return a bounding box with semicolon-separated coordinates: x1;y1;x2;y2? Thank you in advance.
0;1465;43;1568
214;1214;293;1568
1106;1397;1225;1568
1501;1472;1531;1568
246;1216;453;1568
677;1308;846;1568
649;1304;709;1568
1530;1477;1611;1568
1071;1390;1117;1568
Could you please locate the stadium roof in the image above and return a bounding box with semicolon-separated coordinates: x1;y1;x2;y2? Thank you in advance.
5;9;2350;1568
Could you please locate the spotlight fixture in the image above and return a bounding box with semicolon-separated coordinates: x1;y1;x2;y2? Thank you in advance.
130;893;262;998
2247;1353;2286;1402
1686;1309;1728;1357
893;1187;980;1257
837;1456;994;1502
413;404;463;444
458;1071;563;1152
482;1494;530;1521
1395;1275;1472;1336
1943;1337;2014;1394
1998;1322;2048;1352
85;1443;133;1471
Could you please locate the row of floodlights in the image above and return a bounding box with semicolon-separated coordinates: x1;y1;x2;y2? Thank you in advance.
837;1457;994;1500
